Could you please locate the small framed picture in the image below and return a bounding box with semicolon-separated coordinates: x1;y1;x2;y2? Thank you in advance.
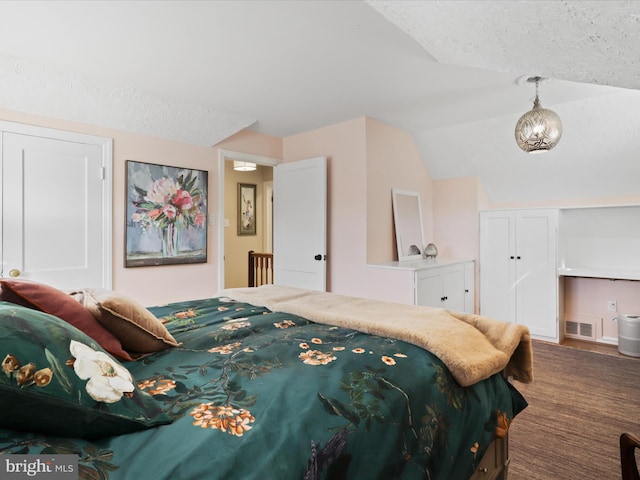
237;183;256;236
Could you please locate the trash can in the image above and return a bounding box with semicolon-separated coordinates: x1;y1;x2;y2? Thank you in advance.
618;314;640;357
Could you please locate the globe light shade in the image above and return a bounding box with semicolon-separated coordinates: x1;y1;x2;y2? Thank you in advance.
515;95;563;154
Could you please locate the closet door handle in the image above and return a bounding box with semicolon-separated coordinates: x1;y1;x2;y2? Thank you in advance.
509;256;515;259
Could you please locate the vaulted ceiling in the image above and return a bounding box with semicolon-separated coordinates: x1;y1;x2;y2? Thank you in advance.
0;1;638;204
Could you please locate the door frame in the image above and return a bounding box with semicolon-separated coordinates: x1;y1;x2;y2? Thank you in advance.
0;120;113;287
217;149;279;290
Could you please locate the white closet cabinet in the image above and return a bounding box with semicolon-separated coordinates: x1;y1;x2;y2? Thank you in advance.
480;209;558;341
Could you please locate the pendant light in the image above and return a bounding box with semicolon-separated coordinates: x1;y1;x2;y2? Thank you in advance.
514;76;562;154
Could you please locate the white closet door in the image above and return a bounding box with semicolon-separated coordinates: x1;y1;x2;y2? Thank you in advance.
479;211;516;323
515;209;558;338
2;128;111;290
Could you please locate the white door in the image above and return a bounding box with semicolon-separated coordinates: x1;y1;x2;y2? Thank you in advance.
480;209;558;339
273;157;326;291
480;211;516;323
1;125;112;290
516;210;558;338
263;181;273;253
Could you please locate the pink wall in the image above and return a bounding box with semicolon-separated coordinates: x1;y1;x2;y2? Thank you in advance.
112;132;217;305
433;176;487;259
433;177;489;312
365;118;433;264
0;110;456;306
0;109;284;306
564;277;640;341
10;105;638;325
283;117;426;303
216;129;283;160
283;118;366;294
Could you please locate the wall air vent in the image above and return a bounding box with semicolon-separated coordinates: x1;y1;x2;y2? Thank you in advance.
566;321;578;335
564;314;599;341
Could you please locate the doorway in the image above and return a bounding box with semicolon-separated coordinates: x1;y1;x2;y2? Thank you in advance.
217;150;278;289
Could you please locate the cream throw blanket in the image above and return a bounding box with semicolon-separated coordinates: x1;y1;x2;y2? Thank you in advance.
218;285;533;387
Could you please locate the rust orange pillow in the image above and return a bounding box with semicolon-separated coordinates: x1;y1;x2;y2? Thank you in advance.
0;279;132;361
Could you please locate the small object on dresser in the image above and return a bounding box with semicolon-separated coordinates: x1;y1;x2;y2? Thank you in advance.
424;243;438;258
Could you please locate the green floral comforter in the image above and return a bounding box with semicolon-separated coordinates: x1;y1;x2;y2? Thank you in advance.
0;296;527;479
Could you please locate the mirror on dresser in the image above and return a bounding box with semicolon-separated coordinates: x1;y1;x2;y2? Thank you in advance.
391;189;425;261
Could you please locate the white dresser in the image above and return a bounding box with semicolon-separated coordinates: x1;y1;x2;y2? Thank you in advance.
374;258;475;313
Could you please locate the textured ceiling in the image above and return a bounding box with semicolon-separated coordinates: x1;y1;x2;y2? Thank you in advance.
0;0;638;204
367;0;640;90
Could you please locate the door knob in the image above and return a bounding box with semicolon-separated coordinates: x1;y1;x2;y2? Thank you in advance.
314;254;322;261
8;269;20;278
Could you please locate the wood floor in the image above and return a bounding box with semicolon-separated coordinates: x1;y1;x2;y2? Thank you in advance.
508;340;640;480
562;337;637;358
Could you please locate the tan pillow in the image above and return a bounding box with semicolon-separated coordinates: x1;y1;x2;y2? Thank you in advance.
72;289;179;354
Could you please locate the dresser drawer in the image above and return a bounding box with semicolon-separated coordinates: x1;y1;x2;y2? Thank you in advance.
469;436;508;480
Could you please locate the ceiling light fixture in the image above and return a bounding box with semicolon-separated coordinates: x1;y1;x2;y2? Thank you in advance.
514;76;562;154
233;161;256;171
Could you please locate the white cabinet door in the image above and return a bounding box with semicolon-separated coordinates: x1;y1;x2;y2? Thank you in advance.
415;262;470;313
441;266;465;312
415;268;444;307
464;261;475;314
1;126;112;290
480;212;517;323
480;209;558;340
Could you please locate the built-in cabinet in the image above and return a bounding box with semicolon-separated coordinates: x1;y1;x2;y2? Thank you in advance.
480;204;640;346
558;205;640;346
479;209;559;341
374;258;475;313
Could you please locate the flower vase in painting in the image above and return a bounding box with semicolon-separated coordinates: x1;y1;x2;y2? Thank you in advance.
162;223;178;257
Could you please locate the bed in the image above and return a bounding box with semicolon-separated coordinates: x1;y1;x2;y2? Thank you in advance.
0;280;532;480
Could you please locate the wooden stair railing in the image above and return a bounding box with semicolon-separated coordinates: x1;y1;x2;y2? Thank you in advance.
248;251;274;287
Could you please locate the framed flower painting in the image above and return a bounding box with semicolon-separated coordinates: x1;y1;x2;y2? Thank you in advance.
125;160;208;267
237;183;256;236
